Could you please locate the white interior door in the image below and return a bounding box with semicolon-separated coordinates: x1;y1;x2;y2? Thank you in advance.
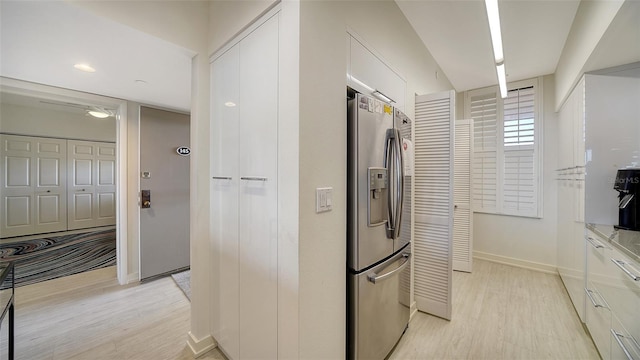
413;91;455;320
1;135;67;238
139;106;190;279
95;143;116;226
68;140;97;230
453;119;473;272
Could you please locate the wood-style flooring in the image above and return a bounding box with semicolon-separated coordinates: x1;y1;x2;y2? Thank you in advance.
391;259;600;359
14;259;599;359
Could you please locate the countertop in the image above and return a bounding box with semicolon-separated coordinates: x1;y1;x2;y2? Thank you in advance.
587;223;640;264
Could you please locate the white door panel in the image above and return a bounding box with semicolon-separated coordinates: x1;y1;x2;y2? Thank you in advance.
5;196;31;227
211;42;241;360
7;157;31;187
67;140;115;230
1;135;66;237
237;14;278;360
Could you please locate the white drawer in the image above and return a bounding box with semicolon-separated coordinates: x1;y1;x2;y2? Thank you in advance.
598;247;640;345
585;283;612;360
611;315;640;360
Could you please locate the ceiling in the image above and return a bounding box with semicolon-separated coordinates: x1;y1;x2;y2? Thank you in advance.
0;1;193;112
396;0;581;92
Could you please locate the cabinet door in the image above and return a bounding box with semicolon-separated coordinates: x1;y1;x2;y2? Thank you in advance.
211;44;241;360
238;14;279;360
95;143;116;226
1;135;66;238
68;141;96;229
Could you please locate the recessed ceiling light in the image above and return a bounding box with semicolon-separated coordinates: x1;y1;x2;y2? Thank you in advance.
224;101;237;107
74;63;96;73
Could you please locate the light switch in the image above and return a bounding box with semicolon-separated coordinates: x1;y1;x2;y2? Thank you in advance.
316;187;333;213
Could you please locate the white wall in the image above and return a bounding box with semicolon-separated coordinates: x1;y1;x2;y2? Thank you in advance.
209;0;276;54
554;0;624;110
472;75;558;271
67;1;215;352
298;1;452;358
0;103;116;142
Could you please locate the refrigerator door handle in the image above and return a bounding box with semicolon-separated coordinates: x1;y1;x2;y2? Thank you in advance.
367;253;411;284
393;129;405;239
384;129;395;238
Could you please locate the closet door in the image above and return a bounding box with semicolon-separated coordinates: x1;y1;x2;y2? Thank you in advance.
453;119;473;272
237;14;279;360
94;143;116;226
68;141;97;229
413;91;455;320
211;44;241;360
1;135;67;238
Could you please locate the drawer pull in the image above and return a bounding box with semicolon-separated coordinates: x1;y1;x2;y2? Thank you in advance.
585;288;608;309
212;176;232;180
611;329;634;360
586;236;604;249
611;259;640;281
241;177;267;181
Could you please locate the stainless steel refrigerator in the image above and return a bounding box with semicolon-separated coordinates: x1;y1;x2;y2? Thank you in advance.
347;92;412;359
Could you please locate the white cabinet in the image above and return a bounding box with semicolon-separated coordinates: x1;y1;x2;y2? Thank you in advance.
556;77;586;322
1;135;67;237
347;34;406;111
211;13;278;360
67;140;116;230
586;227;640;360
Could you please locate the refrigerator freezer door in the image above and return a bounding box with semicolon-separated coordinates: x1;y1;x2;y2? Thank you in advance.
347;244;411;359
395;109;412;253
348;94;395;271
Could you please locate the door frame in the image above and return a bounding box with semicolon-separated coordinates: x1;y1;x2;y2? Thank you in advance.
0;77;132;285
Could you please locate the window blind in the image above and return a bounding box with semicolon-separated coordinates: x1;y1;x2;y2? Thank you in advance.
467;78;541;218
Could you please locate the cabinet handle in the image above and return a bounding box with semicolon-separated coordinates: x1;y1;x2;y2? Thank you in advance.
586;237;604;249
611;259;640;281
585;288;608;309
611;329;635;360
76;189;86;192
240;177;267;181
211;176;232;180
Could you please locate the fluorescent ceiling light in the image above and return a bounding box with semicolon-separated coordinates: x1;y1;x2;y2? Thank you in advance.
484;0;504;63
224;101;237;107
496;63;507;99
74;63;96;73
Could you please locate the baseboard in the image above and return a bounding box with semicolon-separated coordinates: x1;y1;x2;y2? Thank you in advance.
187;331;217;358
409;301;417;321
126;272;140;284
473;251;557;274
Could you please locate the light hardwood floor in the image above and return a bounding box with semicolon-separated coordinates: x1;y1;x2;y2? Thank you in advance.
14;259;599;360
14;267;224;360
391;259;600;359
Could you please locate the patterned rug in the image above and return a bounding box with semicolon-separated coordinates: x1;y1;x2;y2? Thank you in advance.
0;229;116;287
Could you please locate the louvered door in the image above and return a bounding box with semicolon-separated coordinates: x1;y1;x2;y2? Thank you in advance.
414;90;454;320
453;119;473;272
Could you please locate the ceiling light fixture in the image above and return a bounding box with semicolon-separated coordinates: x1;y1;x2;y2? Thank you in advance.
74;63;96;73
484;0;508;98
224;101;237;107
87;106;114;119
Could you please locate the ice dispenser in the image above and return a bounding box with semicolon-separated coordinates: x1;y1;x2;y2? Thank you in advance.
368;167;388;226
614;168;640;231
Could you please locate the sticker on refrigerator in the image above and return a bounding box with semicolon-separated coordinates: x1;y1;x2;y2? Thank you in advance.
402;138;414;176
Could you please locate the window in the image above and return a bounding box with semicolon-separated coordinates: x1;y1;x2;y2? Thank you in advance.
466;78;542;218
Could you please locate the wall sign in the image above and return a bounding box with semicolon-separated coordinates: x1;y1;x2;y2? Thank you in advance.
176;146;191;156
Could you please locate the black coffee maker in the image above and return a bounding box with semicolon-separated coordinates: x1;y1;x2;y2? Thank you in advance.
614;169;640;231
